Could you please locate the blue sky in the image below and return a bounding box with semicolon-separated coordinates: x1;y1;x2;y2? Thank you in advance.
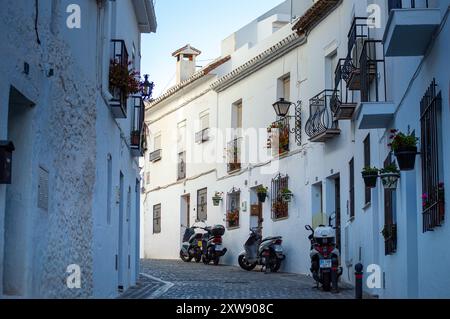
141;0;285;97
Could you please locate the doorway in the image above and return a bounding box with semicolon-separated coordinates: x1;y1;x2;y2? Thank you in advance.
3;87;35;296
180;194;190;245
334;177;342;251
250;187;264;236
118;172;124;291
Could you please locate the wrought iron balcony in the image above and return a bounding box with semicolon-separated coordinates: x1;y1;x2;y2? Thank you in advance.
384;0;439;56
305;90;340;143
149;149;162;162
331;59;357;120
195;128;210;144
109;40;129;118
130;96;146;157
177;151;186;180
227;138;241;173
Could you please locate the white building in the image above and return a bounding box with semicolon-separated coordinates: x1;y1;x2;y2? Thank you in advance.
0;0;156;298
143;0;449;299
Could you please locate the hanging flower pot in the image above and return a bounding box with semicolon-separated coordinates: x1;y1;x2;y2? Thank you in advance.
256;186;268;203
362;167;379;189
279;188;293;203
380;163;400;190
212;192;223;206
388;130;419;171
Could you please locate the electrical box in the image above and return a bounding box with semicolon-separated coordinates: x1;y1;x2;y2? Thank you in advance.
0;141;15;184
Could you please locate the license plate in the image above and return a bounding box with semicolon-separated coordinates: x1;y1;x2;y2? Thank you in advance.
274;245;283;252
198;241;202;247
320;259;332;269
215;245;223;251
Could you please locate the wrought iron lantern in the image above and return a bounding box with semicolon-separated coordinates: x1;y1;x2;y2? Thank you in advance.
271;98;302;146
0;141;15;184
141;74;154;100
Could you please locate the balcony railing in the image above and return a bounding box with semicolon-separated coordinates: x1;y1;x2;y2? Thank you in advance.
227;138;241;173
149;149;162;162
388;0;429;11
359;40;387;103
267;117;290;155
109;40;129;118
178;151;186;180
331;59;357;120
305;90;340;143
195;128;210;144
130;96;146;157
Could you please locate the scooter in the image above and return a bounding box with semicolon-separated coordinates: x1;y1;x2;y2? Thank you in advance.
201;225;227;265
238;227;285;273
180;223;205;263
305;216;343;292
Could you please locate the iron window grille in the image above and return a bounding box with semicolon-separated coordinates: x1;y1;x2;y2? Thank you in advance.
388;0;429;12
195;128;210;144
267;117;290;156
109;39;129;118
271;173;289;220
153;204;161;234
421;79;444;232
149;149;162;162
305;90;340;142
197;188;208;222
226;187;240;228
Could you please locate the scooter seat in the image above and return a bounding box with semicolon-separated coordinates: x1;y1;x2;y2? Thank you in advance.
261;236;282;243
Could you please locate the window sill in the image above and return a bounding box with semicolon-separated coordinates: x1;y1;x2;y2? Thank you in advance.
348;216;355;223
272;216;289;222
227;226;240;231
362;202;371;211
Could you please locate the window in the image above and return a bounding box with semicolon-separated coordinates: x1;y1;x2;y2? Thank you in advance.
150;133;162;162
227;188;240;228
177;121;186;152
325;51;338;89
383;155;397;255
145;172;150;185
153;204;161;234
232;101;243;132
349;158;355;219
271;174;290;219
178;152;186;180
200;111;209;131
154;134;161;151
421;79;444;232
197;188;208;221
363;134;371;204
196;112;210;143
107;154;112;224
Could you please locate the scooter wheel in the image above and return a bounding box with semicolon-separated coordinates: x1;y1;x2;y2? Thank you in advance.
213;257;220;266
238;255;256;271
194;255;202;263
180;250;192;263
322;272;331;291
202;256;210;265
270;260;282;273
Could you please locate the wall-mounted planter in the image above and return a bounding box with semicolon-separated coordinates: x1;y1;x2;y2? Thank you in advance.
380;173;400;190
362;172;378;188
212;197;222;206
257;192;267;203
394;146;417;171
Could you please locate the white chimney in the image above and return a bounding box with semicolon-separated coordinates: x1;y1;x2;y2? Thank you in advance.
172;44;201;84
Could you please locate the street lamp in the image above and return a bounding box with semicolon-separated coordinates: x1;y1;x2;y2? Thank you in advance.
142;74;154;100
272;98;292;118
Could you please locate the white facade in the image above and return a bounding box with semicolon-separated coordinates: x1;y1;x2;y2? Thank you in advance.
0;0;156;298
143;0;450;299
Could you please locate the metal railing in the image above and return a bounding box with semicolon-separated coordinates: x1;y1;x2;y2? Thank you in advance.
109;40;129;117
359;40;388;103
388;0;429;11
305;90;339;139
149;149;162;162
227;138;241;173
195;128;210;144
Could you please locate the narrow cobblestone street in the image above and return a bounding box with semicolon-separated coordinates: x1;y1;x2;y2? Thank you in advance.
120;259;358;299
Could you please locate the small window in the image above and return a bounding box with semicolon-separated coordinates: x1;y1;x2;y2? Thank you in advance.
197;188;208;221
232;101;243;131
283;76;290;101
363;134;371;205
200;112;209;131
154;134;161;151
145;172;150;185
153;204;161;234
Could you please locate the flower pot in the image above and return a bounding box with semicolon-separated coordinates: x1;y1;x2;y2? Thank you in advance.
257;192;267;203
394;146;417;171
380;173;400;190
362;173;378;188
212;197;222;206
281;194;292;203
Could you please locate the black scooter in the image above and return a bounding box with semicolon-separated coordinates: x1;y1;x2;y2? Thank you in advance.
180;224;204;263
201;225;227;265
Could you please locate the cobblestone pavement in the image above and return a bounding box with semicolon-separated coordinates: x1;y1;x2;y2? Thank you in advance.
121;259;360;299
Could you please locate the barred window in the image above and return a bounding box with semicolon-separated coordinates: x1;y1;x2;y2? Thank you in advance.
197;188;208;222
421;79;444;232
271;174;289;220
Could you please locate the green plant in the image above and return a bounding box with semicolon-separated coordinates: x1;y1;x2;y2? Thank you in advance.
280;188;293;196
256;186;268;194
388;129;419;152
380;163;399;174
362;166;379;175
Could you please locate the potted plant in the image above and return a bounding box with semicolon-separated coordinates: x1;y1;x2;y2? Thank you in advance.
272;201;288;219
109;60;141;98
227;209;239;228
389;129;419;171
362;167;379;188
379;163;400;190
212;192;223;206
256;186;268;203
279;188;293;203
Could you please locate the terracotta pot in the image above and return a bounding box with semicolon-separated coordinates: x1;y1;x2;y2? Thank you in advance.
362;172;378;188
257;192;267;203
395;146;417;171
